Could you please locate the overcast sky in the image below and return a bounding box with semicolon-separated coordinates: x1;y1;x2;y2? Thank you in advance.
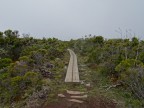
0;0;144;40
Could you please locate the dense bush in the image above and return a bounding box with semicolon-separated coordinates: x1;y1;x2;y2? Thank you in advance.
0;30;67;106
71;35;144;105
0;58;12;69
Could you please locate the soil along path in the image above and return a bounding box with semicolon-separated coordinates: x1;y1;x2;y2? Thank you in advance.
65;49;80;82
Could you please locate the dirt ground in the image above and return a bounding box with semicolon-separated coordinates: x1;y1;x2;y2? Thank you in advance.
43;94;117;108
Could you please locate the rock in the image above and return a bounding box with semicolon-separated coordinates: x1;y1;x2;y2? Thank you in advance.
68;99;84;103
70;95;88;99
64;66;67;69
58;94;66;98
80;80;85;85
66;90;86;95
85;83;91;87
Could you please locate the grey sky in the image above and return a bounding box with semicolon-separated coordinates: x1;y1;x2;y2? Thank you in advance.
0;0;144;40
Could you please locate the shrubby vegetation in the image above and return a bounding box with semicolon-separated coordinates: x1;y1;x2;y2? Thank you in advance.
0;29;144;107
71;35;144;107
0;30;68;107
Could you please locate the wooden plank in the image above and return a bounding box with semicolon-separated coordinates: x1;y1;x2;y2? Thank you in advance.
65;49;73;82
72;51;79;82
65;49;80;83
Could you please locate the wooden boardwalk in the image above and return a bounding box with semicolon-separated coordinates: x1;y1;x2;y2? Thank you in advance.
65;49;80;82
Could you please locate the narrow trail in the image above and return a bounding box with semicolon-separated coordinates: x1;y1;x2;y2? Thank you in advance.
44;49;118;108
65;49;80;82
64;49;86;104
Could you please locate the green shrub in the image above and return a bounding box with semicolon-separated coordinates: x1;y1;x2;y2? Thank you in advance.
0;58;12;69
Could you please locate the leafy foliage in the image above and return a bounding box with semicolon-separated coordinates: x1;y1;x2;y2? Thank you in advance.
0;30;67;106
70;35;144;106
0;58;12;69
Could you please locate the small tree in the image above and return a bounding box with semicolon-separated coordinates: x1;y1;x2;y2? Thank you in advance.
0;58;12;69
115;59;144;99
